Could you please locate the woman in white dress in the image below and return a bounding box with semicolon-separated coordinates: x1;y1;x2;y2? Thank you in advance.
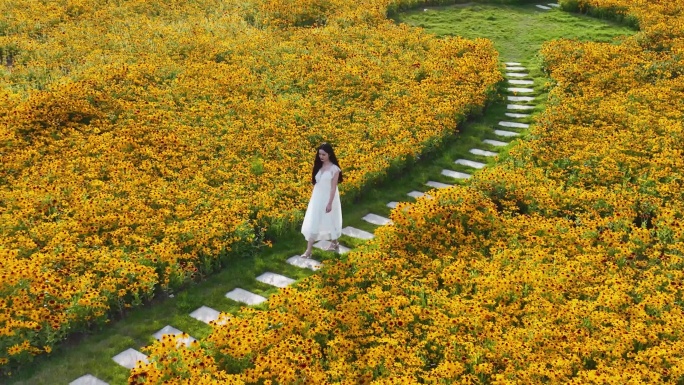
300;142;343;258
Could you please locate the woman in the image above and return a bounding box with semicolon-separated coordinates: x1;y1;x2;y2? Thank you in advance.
300;142;343;258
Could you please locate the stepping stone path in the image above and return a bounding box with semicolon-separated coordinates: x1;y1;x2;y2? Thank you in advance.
112;348;148;370
469;149;498;157
508;87;534;93
483;139;508;147
426;181;452;189
536;4;552;10
509;79;534;85
225;288;267;306
508;96;535;102
342;226;374;239
152;325;196;347
506;112;530;118
499;121;530;129
508;104;535;110
190;306;223;324
442;169;471;179
70;374;109;385
286;255;322;270
362;213;392;226
314;239;351;254
495;129;521;137
256;272;296;288
71;58;546;385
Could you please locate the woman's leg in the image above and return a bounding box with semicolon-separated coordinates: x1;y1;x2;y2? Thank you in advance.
303;237;315;258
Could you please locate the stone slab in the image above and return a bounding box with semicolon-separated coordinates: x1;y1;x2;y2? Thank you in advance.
362;213;392;226
113;348;149;370
504;62;522;66
407;190;425;199
536;4;552;9
314;240;351;254
499;121;530;129
225;288;267;306
483;139;509;147
507;87;534;93
386;201;399;209
507;96;535;102
509;79;535;85
494;130;521;137
70;374;109;385
506;72;529;78
470;148;498;157
455;159;486;169
508;104;535;110
190;306;222;325
441;169;471;179
505;112;531;118
256;272;296;288
506;66;526;71
286;255;321;270
153;325;196;347
549;3;560;7
425;181;452;189
342;226;375;240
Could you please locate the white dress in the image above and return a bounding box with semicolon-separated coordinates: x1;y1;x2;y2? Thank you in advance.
301;165;342;242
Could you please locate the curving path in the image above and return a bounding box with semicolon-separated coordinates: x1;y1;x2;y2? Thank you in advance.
69;60;543;385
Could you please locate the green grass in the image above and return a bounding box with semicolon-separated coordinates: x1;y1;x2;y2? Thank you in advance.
5;4;638;385
393;3;636;61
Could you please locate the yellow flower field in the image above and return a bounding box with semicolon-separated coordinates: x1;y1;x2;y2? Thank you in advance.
130;0;684;383
0;0;500;371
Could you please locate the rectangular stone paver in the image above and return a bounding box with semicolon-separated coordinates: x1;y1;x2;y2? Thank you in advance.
508;104;535;110
506;72;529;78
508;87;534;93
190;306;222;325
362;213;392;226
505;112;530;118
470;148;498;157
225;288;267;306
113;348;149;370
426;181;452;189
483;139;508;147
495;130;521;137
342;226;374;240
386;201;399;209
499;121;530;129
314;240;351;254
408;190;426;199
549;3;560;7
70;374;109;385
509;79;535;85
507;96;535;102
153;325;196;347
455;159;486;169
256;272;296;288
286;255;321;270
536;4;552;9
504;62;522;66
506;66;526;71
441;169;471;179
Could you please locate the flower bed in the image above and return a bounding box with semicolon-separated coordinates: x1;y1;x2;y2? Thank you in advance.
0;0;500;372
130;0;684;383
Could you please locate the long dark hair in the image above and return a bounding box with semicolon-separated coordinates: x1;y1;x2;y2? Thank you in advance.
311;142;343;185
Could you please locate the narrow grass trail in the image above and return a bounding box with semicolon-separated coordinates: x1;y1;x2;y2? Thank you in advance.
7;3;635;385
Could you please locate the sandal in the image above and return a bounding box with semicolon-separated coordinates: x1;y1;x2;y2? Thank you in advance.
301;251;313;259
326;240;340;252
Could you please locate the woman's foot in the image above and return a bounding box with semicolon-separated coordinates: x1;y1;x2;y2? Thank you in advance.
326;240;340;252
301;251;313;259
